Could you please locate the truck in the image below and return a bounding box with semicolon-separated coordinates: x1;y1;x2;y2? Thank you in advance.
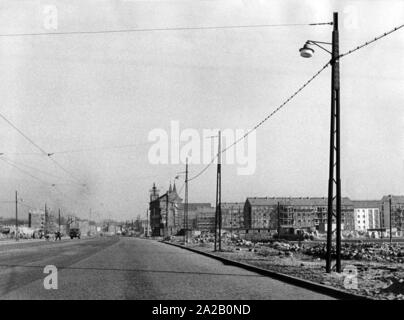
69;228;81;239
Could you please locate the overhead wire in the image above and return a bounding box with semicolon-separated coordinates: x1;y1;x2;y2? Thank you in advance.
188;61;331;182
339;24;404;58
0;22;333;38
187;22;404;182
0;112;85;186
0;156;78;183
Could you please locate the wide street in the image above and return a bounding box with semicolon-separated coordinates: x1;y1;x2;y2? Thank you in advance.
0;236;334;300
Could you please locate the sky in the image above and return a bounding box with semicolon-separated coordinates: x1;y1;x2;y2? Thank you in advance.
0;0;403;221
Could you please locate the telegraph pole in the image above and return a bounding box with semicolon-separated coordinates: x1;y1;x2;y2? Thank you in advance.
230;207;233;238
44;203;47;235
15;191;18;241
389;195;392;244
166;193;169;237
214;131;222;251
146;208;149;237
326;12;341;273
277;201;281;239
380;210;384;239
184;158;189;245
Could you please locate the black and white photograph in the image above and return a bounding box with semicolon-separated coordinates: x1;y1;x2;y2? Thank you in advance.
0;0;403;310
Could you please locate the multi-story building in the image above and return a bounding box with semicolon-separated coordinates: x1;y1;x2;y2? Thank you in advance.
178;203;212;230
221;202;244;230
29;209;60;232
28;210;45;229
352;200;381;231
381;195;404;232
243;197;355;232
195;208;216;231
243;198;277;230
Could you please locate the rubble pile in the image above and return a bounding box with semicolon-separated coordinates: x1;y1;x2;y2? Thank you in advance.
191;232;256;248
304;242;404;262
191;233;215;244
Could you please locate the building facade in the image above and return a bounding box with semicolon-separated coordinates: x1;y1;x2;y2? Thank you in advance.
352;200;381;231
195;208;216;231
28;210;45;229
381;195;404;232
178;203;212;230
149;182;183;237
221;202;244;230
244;197;355;232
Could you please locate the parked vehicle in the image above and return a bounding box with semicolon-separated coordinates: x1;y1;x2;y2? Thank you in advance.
69;228;81;239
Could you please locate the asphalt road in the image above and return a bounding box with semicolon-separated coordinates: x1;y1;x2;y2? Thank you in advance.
0;237;334;300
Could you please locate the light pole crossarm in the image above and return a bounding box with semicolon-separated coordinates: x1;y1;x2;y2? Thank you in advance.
306;40;332;54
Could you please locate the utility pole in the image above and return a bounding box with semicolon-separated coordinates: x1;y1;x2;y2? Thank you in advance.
58;208;61;233
389;195;392;244
230;207;233;238
44;203;47;235
15;191;18;241
146;208;149;237
184;158;189;245
89;208;92;235
326;12;341;273
166;193;169;237
277;201;281;239
214;131;222;251
380;209;384;239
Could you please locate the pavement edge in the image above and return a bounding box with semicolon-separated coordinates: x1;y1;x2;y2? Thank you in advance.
162;240;371;300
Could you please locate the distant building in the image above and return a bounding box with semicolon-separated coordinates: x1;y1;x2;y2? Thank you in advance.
381;195;404;232
352;200;381;231
243;197;355;232
28;210;45;229
221;202;244;230
149;182;183;236
178;203;213;230
139;219;150;236
196;208;216;231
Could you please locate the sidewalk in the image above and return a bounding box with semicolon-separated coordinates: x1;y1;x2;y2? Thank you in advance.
0;236;79;246
0;238;47;246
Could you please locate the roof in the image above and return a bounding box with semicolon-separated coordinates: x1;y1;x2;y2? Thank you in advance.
221;202;244;209
178;203;212;210
381;195;404;203
352;200;381;209
246;197;353;206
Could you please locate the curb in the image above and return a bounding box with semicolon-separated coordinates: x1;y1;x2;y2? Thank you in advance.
162;241;370;300
0;235;100;246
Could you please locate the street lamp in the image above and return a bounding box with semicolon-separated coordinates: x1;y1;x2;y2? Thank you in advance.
299;43;315;58
175;169;189;245
299;12;341;273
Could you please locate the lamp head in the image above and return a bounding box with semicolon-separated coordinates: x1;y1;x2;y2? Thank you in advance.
299;42;314;58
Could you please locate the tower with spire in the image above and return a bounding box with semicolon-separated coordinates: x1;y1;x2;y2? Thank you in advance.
148;181;183;237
